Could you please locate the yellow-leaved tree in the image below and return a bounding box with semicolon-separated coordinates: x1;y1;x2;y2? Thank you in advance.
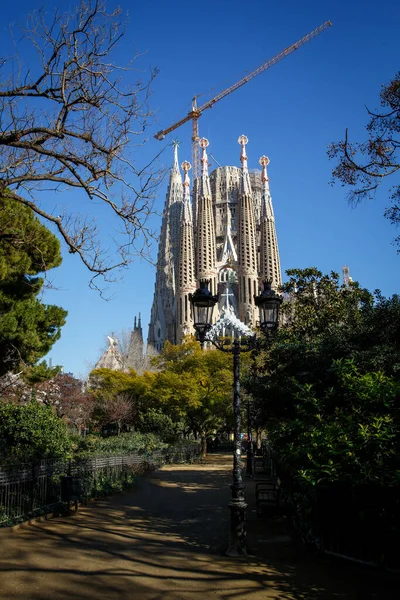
149;339;250;456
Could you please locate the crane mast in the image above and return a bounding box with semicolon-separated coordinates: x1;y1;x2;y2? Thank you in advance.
155;20;332;180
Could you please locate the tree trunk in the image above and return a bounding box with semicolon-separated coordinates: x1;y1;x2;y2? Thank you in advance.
200;434;207;457
256;429;263;450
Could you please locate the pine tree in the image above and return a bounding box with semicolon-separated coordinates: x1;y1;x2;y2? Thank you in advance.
0;196;67;376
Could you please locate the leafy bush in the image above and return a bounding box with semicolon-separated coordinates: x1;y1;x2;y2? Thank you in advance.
71;431;166;458
68;434;100;457
137;408;185;443
270;360;400;487
0;401;71;461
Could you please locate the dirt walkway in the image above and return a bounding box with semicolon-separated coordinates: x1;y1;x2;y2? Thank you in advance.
0;454;397;599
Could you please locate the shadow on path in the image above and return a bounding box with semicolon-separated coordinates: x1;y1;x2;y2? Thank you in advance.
0;454;398;599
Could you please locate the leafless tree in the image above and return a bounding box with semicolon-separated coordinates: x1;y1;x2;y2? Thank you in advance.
37;373;95;431
0;1;163;291
328;72;400;250
0;371;28;402
95;391;134;434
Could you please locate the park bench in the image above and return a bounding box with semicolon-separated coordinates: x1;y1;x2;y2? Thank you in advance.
255;477;281;517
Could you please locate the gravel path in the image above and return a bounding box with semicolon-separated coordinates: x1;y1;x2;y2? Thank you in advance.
0;454;397;599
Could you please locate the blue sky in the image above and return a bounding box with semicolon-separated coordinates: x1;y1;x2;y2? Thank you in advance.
2;0;399;376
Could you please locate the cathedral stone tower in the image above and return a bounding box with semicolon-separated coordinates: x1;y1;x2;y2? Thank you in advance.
259;155;282;290
176;161;196;342
148;136;282;347
237;135;259;326
195;139;218;298
148;143;183;351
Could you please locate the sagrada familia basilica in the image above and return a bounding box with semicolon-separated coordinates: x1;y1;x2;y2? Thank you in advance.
147;135;281;351
96;135;281;370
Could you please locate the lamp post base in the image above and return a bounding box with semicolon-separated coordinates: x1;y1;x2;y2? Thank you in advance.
226;496;248;557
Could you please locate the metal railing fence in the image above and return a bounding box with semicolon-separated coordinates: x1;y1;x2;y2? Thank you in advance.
0;443;201;526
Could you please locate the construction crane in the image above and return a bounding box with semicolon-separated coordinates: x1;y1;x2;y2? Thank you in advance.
155;20;332;180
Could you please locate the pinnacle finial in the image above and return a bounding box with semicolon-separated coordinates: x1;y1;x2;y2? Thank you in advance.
259;155;270;183
172;139;180;171
181;160;191;175
199;138;209;177
238;135;249;169
181;161;191;198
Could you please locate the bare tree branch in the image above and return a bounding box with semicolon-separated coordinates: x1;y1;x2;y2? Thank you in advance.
328;72;400;250
0;1;164;289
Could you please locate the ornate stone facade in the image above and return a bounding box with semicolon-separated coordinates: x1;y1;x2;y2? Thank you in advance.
148;136;282;349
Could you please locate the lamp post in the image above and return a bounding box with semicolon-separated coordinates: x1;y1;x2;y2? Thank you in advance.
190;278;282;557
245;398;254;478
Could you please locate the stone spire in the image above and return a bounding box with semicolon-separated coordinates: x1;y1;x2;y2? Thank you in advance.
195;138;217;301
168;141;184;290
239;134;252;196
168;140;183;205
148;145;183;350
95;335;123;371
220;201;238;264
172;140;179;171
147;132;284;351
177;160;196;343
126;313;144;372
259;155;282;290
237;135;258;326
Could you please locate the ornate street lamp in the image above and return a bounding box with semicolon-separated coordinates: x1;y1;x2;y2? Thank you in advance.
188;280;219;348
190;279;281;557
254;280;283;333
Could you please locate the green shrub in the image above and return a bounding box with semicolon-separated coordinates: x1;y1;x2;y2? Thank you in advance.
137;408;185;443
69;433;100;457
72;431;166;458
0;401;71;462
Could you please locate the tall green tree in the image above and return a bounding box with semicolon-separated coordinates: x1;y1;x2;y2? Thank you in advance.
247;268;372;424
0;196;67;376
245;267;400;486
